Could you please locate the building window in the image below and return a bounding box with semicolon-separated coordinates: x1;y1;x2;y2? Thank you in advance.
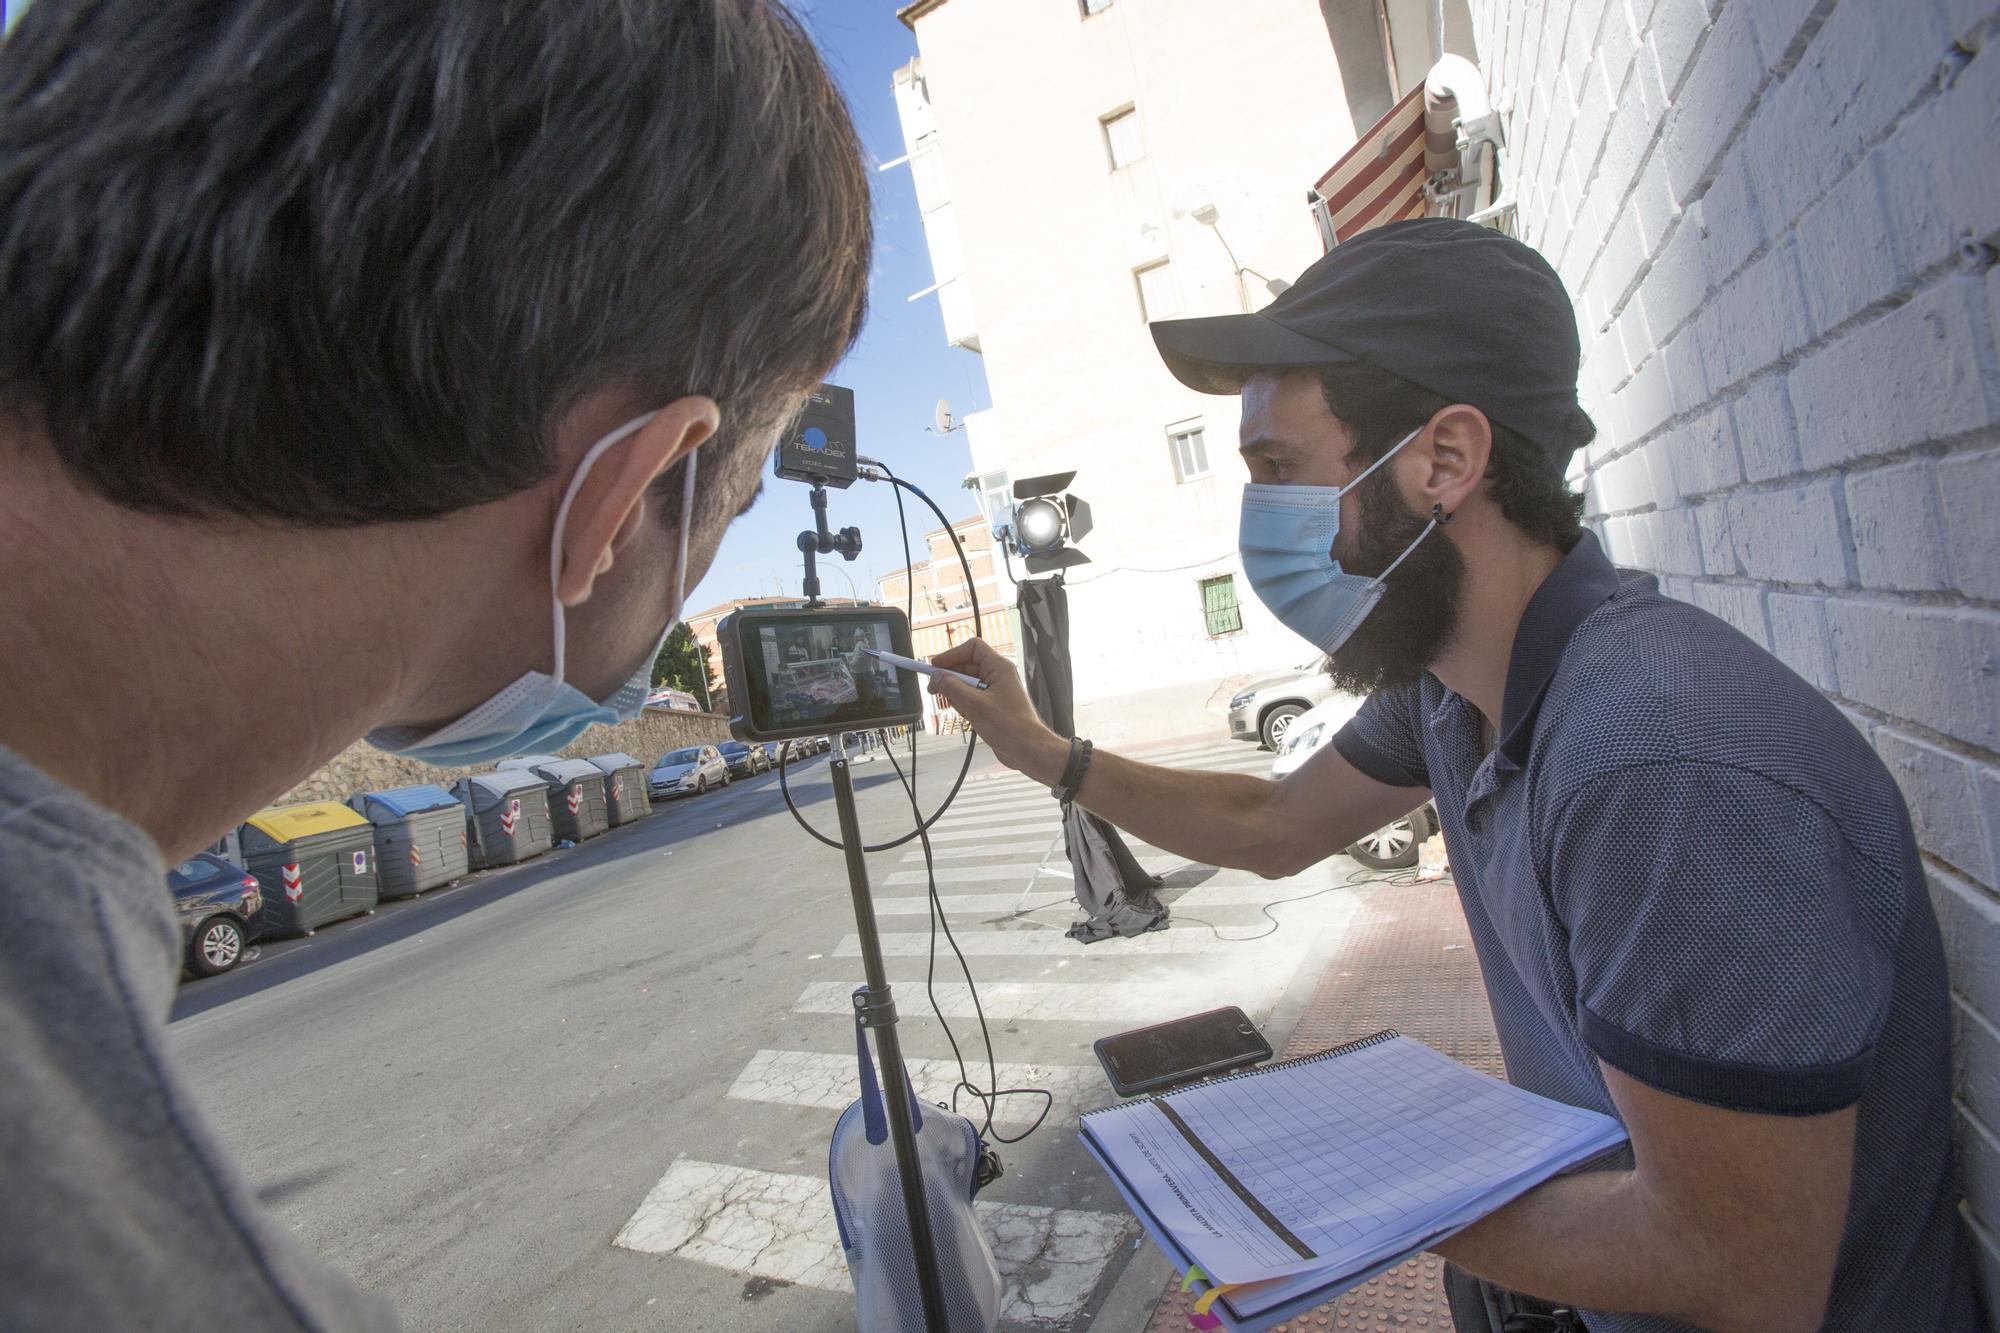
1101;105;1142;169
1080;0;1113;14
1201;575;1243;637
1168;420;1210;482
1135;259;1179;321
976;468;1011;532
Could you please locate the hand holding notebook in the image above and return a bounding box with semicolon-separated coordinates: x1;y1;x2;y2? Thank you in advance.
1080;1031;1627;1331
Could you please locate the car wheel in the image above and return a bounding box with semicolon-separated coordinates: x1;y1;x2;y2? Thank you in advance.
1347;805;1433;871
1260;704;1306;751
695;776;707;796
188;915;245;977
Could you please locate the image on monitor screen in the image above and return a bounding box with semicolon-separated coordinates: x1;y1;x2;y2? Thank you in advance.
757;619;908;730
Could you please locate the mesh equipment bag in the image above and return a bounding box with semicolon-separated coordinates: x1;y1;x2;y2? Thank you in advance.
829;989;1001;1332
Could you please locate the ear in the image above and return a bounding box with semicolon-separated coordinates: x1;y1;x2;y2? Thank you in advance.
1411;404;1493;520
555;395;720;606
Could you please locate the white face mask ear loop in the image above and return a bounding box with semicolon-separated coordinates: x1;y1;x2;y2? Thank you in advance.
1340;423;1425;495
671;447;699;616
545;411;662;690
1371;497;1450;590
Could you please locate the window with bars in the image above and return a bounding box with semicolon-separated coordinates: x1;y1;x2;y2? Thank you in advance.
1168;421;1209;482
1200;575;1243;637
1101;105;1142;169
1134;259;1179;321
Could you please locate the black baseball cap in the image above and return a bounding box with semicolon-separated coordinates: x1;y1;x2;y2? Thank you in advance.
1150;218;1584;456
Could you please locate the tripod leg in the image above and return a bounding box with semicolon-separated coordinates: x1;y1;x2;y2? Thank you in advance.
831;743;952;1333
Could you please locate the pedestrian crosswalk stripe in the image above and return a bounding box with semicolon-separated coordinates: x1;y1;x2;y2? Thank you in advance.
728;1049;1104;1126
960;787;1043;804
793;973;1299;1023
903;833;1212;866
886;862;1054;885
945;791;1053;813
885;854;1177;886
901;841;1058;862
951;781;1051;797
614;1159;1128;1324
868;881;1359;914
1127;745;1236;765
940;808;1064;830
1128;740;1249;761
942;802;1052;822
923;821;1058;843
834;928;1301;958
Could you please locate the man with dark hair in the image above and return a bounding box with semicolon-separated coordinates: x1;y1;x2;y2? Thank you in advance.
0;1;868;1326
930;219;1982;1331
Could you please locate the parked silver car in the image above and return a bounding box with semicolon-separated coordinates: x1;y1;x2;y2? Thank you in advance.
1227;655;1339;749
649;745;729;799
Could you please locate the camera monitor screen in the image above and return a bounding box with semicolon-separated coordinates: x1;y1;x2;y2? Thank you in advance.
719;606;925;741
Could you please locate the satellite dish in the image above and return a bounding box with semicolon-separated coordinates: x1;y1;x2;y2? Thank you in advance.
933;397;958;434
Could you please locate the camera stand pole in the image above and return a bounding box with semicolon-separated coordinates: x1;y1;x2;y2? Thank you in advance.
830;731;952;1333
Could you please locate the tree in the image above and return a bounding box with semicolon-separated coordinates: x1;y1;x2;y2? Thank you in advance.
651;623;712;705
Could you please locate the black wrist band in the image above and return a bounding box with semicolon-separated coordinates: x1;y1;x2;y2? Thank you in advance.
1052;737;1093;803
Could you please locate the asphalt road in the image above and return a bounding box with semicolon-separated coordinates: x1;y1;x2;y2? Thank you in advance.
168;735;1366;1332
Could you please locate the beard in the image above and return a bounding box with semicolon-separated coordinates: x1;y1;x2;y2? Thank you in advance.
1321;482;1464;696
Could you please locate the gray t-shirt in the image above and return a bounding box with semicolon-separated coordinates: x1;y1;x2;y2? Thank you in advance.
0;744;398;1330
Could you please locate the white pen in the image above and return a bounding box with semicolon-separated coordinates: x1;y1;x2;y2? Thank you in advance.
861;646;990;691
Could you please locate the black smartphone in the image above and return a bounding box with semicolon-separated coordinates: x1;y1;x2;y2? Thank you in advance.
1093;1006;1273;1098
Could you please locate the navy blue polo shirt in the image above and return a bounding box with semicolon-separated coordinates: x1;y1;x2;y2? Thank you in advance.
1334;532;1983;1332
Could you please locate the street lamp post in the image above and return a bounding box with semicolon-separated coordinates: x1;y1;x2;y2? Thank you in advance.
1185;201;1292;311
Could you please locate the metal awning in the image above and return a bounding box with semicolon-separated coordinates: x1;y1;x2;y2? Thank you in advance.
1309;86;1428;251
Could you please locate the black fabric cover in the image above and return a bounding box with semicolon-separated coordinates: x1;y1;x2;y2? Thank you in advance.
1061;802;1168;944
1015;576;1167;943
1014;577;1075;738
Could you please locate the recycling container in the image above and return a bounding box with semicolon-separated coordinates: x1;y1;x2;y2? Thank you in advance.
585;752;652;826
348;784;470;898
451;771;554;870
497;756;610;844
239;801;379;936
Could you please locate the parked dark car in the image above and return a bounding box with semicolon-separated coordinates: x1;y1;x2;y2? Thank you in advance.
717;740;768;779
167;852;263;977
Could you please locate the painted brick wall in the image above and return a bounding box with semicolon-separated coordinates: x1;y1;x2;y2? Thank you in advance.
1469;0;2000;1305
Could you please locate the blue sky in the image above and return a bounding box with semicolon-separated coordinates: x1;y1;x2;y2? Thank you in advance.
683;3;993;615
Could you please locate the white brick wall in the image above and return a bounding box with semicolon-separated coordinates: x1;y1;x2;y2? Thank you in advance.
1473;0;2000;1307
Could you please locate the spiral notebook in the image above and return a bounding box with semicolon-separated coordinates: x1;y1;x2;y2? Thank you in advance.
1078;1030;1627;1331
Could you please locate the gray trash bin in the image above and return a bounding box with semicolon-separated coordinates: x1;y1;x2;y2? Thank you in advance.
239;801;380;937
585;752;652;826
348;784;470;898
498;756;610;844
452;772;554;870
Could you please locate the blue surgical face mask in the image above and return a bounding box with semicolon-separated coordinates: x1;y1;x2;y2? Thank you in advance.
1238;425;1439;657
365;413;698;767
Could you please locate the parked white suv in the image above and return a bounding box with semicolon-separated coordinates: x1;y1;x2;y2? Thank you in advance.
1270;695;1438;870
1227;656;1340;750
